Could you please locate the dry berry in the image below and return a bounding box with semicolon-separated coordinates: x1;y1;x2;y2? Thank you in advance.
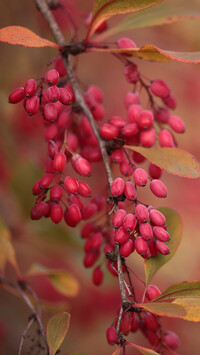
124;62;140;83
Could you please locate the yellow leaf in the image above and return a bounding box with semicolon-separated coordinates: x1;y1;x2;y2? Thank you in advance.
173;298;200;322
47;312;71;355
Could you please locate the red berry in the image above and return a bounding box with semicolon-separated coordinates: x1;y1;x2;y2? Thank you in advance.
64;176;79;194
111;178;125;197
162;330;179;350
120;160;133;177
83;250;100;268
149;163;162;179
120;312;132;335
150;179;167;198
53;153;67;172
46;69;59;86
59;87;72;105
50;203;63;223
168;115;185;133
128;104;142;123
132;151;146;164
85;85;103;103
114;226;130;244
109;116;126;128
155;240;170;255
120;238;135;257
111;149;125;164
54;57;67;77
146;285;161;301
139;222;153;241
154;107;170;123
47;85;60;102
117;37;137;50
44;103;58;122
150;79;170;98
50;184;63;201
45;123;58;140
124;181;137;201
153;226;170;242
135;204;149;222
100;124;119;140
131;313;139;332
138;110;154;130
30;201;49;220
32;179;41;195
135;237;149;258
91;195;105;211
121;123;139;137
106;326;118;345
133;168;148;187
124;91;140;109
68;194;84;210
124;62;139;84
8;87;24;103
149;209;166;226
74;156;92;177
112;209;126;229
92;266;104;286
78;181;92;198
159;129;175;147
40;173;53;188
123;214;137;232
24;79;37;97
82;203;98;220
64;204;82;226
163;93;177;109
144;312;159;331
25;96;40;116
81;222;97;238
140;128;156;147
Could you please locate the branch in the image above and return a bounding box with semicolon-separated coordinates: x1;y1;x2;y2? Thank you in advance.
0;276;48;354
34;0;129;331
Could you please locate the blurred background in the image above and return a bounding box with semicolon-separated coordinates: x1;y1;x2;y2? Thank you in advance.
0;0;200;354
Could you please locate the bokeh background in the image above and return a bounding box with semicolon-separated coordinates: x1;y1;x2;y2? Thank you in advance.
0;0;200;354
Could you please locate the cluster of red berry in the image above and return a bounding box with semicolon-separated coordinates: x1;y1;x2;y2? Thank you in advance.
106;284;179;352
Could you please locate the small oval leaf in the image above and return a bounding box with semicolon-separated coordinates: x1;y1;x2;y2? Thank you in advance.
124;146;200;178
0;26;60;48
137;301;186;318
154;281;200;302
173;298;200;322
144;208;183;286
127;342;160;355
47;312;71;355
26;263;80;297
86;0;162;40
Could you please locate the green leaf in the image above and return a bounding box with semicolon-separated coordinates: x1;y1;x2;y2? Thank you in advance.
88;45;200;64
95;0;200;41
0;218;19;274
124;147;200;178
0;26;60;48
26;263;80;297
137;301;186;318
47;312;71;355
144;208;182;286
86;0;162;40
173;298;200;322
127;342;160;354
154;282;200;302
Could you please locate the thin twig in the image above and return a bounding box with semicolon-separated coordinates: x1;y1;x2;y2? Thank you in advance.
18;316;35;355
0;276;49;353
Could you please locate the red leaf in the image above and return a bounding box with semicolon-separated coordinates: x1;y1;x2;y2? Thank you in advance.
0;26;60;48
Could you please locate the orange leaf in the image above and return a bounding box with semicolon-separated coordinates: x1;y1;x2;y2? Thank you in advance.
0;26;60;48
124;146;200;178
86;0;162;41
172;298;200;322
137;301;186;318
88;44;200;64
